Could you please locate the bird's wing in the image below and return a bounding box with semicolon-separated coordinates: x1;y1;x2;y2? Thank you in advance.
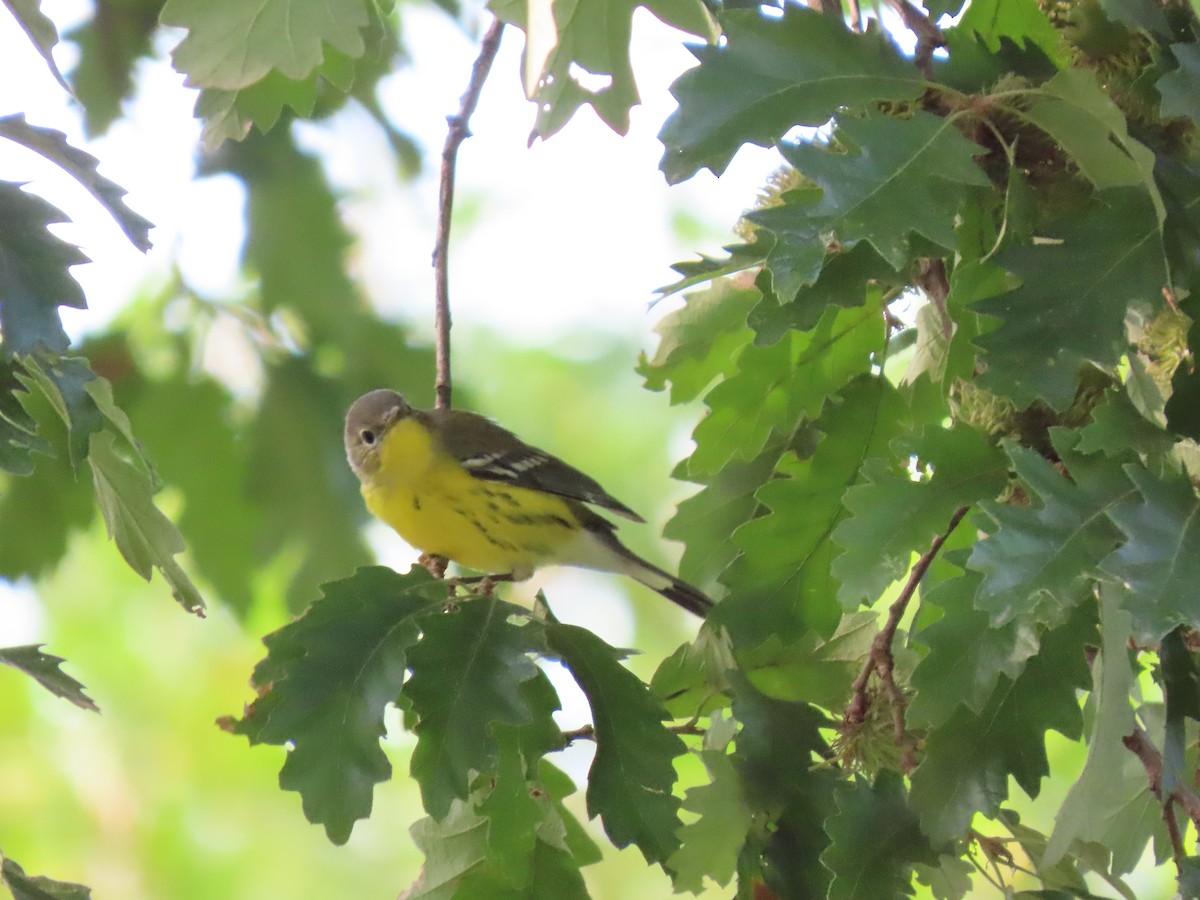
429;409;645;522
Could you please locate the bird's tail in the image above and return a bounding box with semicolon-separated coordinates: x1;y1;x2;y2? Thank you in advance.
625;554;714;618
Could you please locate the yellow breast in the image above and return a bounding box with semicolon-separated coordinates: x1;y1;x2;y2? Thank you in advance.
360;417;580;576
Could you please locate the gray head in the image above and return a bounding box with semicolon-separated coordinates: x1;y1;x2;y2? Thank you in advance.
344;389;413;480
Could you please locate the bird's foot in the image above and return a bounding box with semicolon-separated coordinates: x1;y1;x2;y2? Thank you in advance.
449;572;516;597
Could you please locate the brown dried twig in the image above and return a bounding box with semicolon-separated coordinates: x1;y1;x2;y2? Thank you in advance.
885;0;945;77
432;17;505;411
844;505;970;771
1123;726;1200;863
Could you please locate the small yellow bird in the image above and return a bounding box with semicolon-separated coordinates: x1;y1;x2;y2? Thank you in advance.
343;389;712;617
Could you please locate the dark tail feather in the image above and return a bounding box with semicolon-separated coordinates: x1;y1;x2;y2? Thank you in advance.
657;577;715;618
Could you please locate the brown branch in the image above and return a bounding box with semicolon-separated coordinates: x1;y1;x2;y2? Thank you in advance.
885;0;945;77
1123;725;1200;863
432;17;505;411
844;505;970;771
560;724;596;744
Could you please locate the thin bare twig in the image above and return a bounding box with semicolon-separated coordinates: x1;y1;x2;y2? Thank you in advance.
432;17;505;411
885;0;945;77
560;724;596;744
844;505;970;771
1123;725;1200;863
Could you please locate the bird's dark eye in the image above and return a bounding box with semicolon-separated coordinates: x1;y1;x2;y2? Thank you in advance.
361;429;376;446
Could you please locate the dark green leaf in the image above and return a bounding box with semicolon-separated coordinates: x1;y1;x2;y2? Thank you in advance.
910;602;1094;844
833;424;1007;605
477;734;542;889
1159;627;1200;796
1;858;91;900
1;0;71;90
908;572;1040;729
970;431;1132;626
0;643;97;711
545;622;685;865
405;598;543;820
19;356;105;472
655;241;764;300
1102;464;1200;642
717;375;909;644
232;566;447;844
658;4;926;184
1179;856;1200;900
667;750;751;893
0;181;87;355
1160;43;1200;127
977;188;1168;410
822;772;937;900
0;114;153;250
1100;0;1171;38
749;112;989;273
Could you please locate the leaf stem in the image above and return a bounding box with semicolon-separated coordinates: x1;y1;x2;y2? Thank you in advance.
433;17;505;411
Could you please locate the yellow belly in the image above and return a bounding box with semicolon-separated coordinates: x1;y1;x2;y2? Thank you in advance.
360;417;580;576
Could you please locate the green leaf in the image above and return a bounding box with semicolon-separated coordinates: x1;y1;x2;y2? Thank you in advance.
1043;584;1155;872
0;181;88;355
491;0;716;140
405;598;544;820
88;430;204;613
822;772;937;900
66;0;162;136
666;445;778;595
1160;627;1200;795
0;114;153;250
1160;43;1200;127
689;301;884;476
1102;464;1200;642
1;0;71;91
658;4;926;184
970;432;1131;626
1100;0;1171;37
977;187;1168;410
407;800;489;899
730;674;837;898
908;572;1040;730
739;610;877;709
232;566;447;844
651;626;735;718
667;750;751;893
1075;388;1175;461
1019;70;1162;221
545;622;685;865
749;112;989;272
718;375;909;645
749;242;900;343
0;360;49;475
833;424;1007;605
1;857;91;900
160;0;375;90
655;241;764;300
123;373;262;613
639;276;757;404
0;643;98;711
910;602;1094;844
19;356;105;472
955;0;1069;66
477;734;543;889
914;854;976;900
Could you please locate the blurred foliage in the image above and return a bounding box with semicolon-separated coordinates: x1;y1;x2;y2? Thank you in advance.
4;0;1200;898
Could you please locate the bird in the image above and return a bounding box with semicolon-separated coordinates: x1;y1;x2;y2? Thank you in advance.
343;389;713;617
